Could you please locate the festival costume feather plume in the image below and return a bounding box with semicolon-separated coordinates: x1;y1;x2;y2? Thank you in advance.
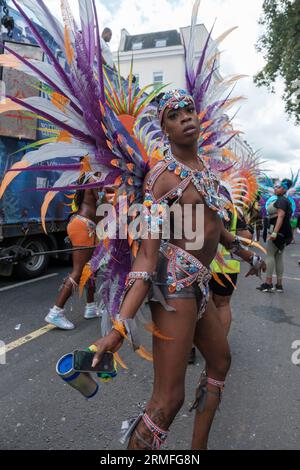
0;1;266;345
0;0;163;328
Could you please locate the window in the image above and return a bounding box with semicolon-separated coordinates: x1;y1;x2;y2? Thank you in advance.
132;41;143;50
153;72;164;87
36;177;48;189
155;39;167;48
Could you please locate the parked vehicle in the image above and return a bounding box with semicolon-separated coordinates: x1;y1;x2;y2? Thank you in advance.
0;8;71;279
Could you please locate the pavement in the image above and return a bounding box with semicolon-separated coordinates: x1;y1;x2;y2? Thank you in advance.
0;239;299;450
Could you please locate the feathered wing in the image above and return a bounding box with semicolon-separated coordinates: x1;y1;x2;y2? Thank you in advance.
134;1;247;166
220;153;262;215
0;0;164;328
183;0;246;161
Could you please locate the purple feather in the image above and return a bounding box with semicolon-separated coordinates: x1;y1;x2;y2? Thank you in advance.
1;42;82;116
36;0;66;51
24;181;104;193
92;0;105;102
194;63;218;111
7;94;95;145
12;0;78;101
8;164;81;172
217;133;238;149
195;23;215;79
79;0;95;66
71;32;106;146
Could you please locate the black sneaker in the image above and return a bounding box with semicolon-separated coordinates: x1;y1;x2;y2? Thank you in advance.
275;284;284;293
188;347;196;365
257;283;274;292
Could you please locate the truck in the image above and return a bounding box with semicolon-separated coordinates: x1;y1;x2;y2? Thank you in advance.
0;7;71;279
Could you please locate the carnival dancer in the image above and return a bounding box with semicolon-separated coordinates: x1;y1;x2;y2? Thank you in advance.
45;174;105;330
0;0;266;451
91;89;266;450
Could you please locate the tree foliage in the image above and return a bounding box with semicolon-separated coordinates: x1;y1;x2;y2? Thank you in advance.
254;0;300;125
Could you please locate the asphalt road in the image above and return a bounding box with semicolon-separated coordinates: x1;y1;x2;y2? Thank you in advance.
0;239;299;450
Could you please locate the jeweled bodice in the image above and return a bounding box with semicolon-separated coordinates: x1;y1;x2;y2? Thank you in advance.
144;149;230;221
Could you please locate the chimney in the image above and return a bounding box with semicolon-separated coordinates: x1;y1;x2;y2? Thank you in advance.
119;28;130;51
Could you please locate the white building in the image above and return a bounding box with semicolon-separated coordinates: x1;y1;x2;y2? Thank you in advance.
114;24;221;89
114;25;254;159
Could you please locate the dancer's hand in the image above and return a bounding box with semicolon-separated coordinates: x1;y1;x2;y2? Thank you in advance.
92;330;124;368
245;259;266;278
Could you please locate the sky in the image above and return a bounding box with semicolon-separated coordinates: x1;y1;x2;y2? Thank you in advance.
21;0;300;178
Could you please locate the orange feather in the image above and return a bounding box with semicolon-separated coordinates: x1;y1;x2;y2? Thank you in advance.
144;322;174;341
79;264;92;296
41;191;58;234
0;161;29;199
136;346;153;362
212;272;226;288
64;26;74;65
114;352;128;370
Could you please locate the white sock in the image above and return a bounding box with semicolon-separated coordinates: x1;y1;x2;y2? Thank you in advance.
52;305;64;313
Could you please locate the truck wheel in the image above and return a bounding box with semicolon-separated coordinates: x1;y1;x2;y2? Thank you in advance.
14;238;50;279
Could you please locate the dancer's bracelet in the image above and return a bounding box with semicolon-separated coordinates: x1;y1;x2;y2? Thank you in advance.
249;254;263;270
112;318;128;339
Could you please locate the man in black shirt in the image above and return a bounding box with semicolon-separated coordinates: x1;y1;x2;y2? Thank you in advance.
258;179;293;293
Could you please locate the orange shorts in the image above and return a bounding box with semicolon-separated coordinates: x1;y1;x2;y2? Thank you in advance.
67;215;97;247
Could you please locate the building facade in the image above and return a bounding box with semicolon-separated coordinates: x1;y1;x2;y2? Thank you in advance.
113;24;221;89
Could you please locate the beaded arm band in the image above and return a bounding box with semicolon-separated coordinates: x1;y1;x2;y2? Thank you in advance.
249;254;264;277
112;272;157;351
228;236;244;255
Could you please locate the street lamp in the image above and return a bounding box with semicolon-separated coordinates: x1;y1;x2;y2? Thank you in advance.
0;0;14;37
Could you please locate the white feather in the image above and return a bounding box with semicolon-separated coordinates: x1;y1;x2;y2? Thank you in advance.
21;142;94;166
22;97;89;134
20;0;66;52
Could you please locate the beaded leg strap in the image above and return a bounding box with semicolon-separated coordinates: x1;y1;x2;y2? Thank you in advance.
60;276;78;295
141;413;169;450
120;412;169;450
189;370;225;413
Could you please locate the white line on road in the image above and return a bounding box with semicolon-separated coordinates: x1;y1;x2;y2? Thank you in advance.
283;276;300;282
0;273;58;292
5;324;57;352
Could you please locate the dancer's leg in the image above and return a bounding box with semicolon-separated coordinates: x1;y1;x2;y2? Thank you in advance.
128;298;198;450
212;293;232;337
192;297;231;450
55;248;94;308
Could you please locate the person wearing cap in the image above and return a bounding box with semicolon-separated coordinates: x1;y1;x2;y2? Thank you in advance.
257;179;293;293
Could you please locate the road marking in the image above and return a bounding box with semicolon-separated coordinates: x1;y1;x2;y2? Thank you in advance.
5;324;57;352
283;276;300;282
0;273;58;292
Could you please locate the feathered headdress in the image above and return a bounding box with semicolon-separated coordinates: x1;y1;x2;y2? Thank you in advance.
0;0;264;359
